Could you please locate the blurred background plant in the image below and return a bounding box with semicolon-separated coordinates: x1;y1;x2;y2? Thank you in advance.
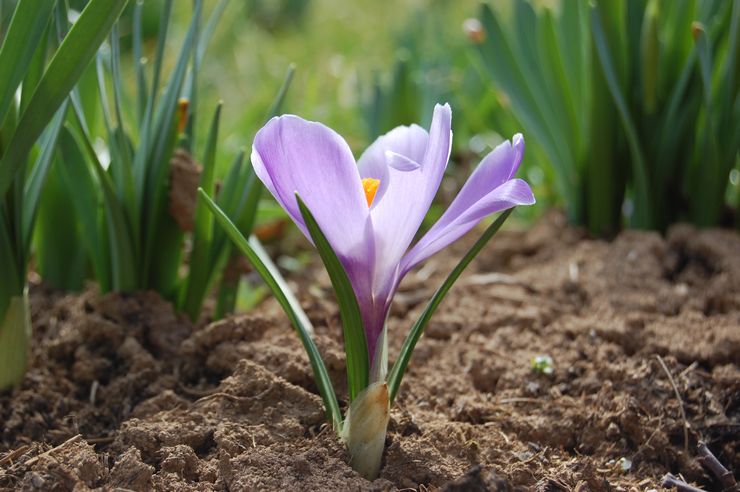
0;0;126;389
473;0;739;235
32;0;294;323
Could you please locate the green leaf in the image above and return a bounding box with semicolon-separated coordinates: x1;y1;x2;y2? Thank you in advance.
296;194;369;401
55;125;109;291
387;208;514;404
19;18;50;115
590;5;652;229
0;0;128;199
66;118;136;290
476;4;576;208
0;0;55;130
132;0;147;125
21;100;68;254
181;102;222;320
33;163;88;290
0;212;22;312
140;1;201;282
199;187;342;430
265;64;296;121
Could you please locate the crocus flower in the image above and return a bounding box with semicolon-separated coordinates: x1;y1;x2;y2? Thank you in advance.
252;103;534;371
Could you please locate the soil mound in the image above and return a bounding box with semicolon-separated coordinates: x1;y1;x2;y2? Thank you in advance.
1;215;738;490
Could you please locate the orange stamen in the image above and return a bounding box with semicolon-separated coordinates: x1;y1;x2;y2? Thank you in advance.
362;178;380;207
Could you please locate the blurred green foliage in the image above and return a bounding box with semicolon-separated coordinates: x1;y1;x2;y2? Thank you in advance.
32;0;292;323
0;0;126;388
475;0;738;234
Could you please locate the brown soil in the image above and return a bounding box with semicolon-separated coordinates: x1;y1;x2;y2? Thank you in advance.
1;212;738;491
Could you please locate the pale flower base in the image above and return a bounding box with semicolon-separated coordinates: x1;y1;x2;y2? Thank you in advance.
340;381;390;480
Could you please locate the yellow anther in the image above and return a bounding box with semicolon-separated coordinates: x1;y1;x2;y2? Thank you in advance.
362;178;380;207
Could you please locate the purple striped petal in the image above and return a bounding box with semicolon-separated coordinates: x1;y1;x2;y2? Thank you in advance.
356;104;452;358
363;104;451;288
357;123;428;205
252;115;375;299
400;135;534;275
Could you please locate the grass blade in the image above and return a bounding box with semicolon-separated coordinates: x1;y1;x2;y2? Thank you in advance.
296;194;369;401
0;0;54;128
199;187;342;429
55;125;109;290
181;102;222;320
140;2;200;281
21;101;68;253
132;0;146;124
387;209;513;404
66;117;136;291
0;0;127;199
590;5;652;228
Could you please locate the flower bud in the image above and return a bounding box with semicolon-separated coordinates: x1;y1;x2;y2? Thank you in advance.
177;97;189;134
463;18;486;44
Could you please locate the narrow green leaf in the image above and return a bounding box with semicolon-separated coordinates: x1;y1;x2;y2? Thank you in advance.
476;4;576;206
33;164;88;290
590;5;652;228
66;118;136;290
148;0;173;119
210;64;295;318
21;100;68;253
297;194;368;401
55;125;109;291
181;102;222;320
133;0;173;190
199;188;342;429
387;209;514;404
640;0;659;113
0;212;22;314
691;23;723;226
19;20;49;115
265;64;296;120
0;0;54;129
140;2;201;281
197;0;229;66
132;0;146;125
0;0;127;199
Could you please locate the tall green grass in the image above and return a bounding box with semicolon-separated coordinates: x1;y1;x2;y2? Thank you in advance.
33;0;294;322
475;0;738;234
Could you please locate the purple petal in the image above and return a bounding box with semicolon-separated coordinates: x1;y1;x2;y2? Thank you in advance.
252;115;375;298
400;136;534;274
355;104;452;360
385;151;421;171
366;104;452;297
357;123;428;204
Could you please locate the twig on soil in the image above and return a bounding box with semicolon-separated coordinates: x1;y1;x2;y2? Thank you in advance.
85;436;115;445
0;445;30;467
678;361;698;380
193;384;275;407
193;392;245;405
497;397;542;405
88;380;99;405
697;441;737;491
654;355;689;453
179;383;220;398
25;434;82;466
631;417;664;461
661;473;706;492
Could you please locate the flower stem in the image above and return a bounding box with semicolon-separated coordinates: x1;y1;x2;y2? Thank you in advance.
0;291;30;390
341;381;390;480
